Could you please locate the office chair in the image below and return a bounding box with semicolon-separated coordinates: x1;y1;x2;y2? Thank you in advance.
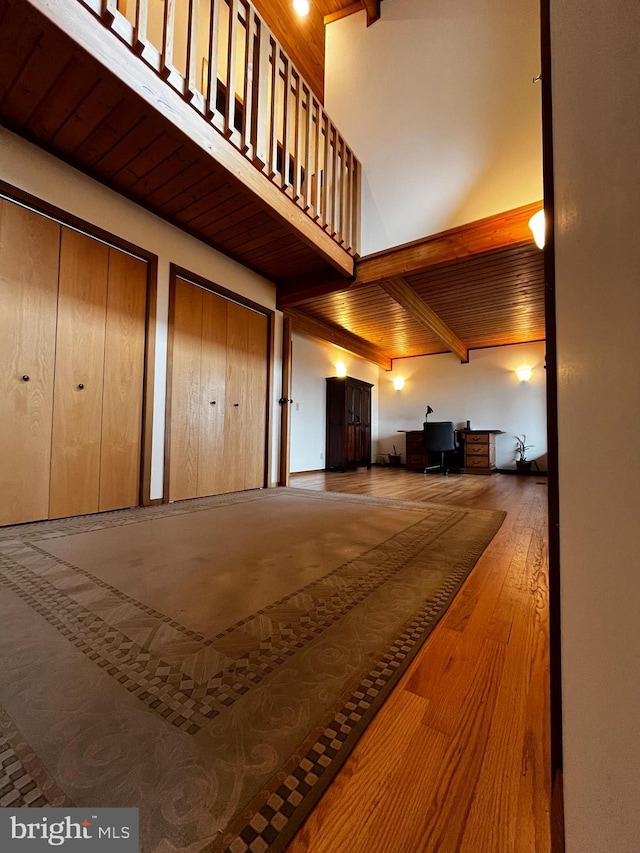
423;421;456;475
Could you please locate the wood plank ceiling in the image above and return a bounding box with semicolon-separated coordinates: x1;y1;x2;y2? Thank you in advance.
1;0;544;367
253;0;381;102
0;0;351;283
279;203;546;366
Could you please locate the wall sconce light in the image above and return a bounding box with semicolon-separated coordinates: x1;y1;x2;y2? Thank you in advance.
516;367;533;382
335;361;347;377
528;209;545;249
392;376;405;391
293;0;310;15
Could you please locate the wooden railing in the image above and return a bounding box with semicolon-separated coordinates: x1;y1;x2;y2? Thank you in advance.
79;0;361;257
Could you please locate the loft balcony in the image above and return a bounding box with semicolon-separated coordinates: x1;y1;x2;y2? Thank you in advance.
0;0;359;281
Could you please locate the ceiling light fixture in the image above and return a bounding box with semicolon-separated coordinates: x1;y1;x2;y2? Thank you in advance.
528;209;545;249
293;0;310;16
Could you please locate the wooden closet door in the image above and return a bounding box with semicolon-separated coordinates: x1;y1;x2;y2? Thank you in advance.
99;248;147;511
168;278;203;500
0;200;60;526
198;290;228;497
242;307;268;489
49;229;109;519
223;300;251;493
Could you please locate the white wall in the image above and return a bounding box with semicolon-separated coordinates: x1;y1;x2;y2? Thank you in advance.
0;128;282;496
325;0;543;255
290;333;379;472
552;1;640;850
378;342;547;469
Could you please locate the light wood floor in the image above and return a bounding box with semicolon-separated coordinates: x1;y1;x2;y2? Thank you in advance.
287;468;550;853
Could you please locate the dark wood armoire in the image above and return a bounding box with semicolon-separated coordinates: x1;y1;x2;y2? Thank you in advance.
325;376;373;471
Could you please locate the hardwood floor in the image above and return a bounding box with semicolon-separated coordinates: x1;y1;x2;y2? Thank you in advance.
287;468;550;853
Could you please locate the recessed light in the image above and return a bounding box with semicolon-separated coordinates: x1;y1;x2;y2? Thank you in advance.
293;0;310;16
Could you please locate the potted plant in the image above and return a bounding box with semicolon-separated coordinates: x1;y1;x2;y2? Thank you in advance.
514;435;534;473
388;444;402;467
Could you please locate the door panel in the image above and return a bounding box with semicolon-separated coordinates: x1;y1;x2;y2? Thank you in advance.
168;280;268;500
99;248;147;511
198;290;228;497
243;308;268;489
0;200;60;525
223;300;250;493
49;229;109;519
169;279;203;501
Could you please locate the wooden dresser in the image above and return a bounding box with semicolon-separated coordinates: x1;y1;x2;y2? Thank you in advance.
462;430;503;474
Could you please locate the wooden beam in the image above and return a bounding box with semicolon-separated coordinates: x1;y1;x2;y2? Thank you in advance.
285;308;392;370
25;0;354;278
324;1;380;26
324;2;363;26
361;0;381;26
277;201;543;308
380;276;469;363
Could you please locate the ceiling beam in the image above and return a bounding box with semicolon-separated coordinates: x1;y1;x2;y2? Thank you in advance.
285;308;392;370
324;2;363;25
361;0;381;26
277;201;542;308
324;0;380;26
380;276;469;363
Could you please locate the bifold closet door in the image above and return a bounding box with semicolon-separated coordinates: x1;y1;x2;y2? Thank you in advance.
0;200;60;526
49;231;147;519
223;301;268;492
198;290;228;497
169;279;203;501
49;229;109;519
99;249;147;511
168;280;268;500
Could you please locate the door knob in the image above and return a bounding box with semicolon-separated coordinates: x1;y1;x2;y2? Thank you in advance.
22;375;30;382
78;383;84;389
278;397;293;404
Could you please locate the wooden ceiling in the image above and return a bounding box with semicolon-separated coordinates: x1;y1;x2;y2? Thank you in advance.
254;0;381;102
278;203;546;368
0;0;352;283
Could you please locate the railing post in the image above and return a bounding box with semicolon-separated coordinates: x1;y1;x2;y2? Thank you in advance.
242;7;258;158
206;0;222;126
253;20;270;169
102;0;117;25
281;56;292;193
134;0;149;52
302;85;312;212
161;0;176;79
185;0;199;101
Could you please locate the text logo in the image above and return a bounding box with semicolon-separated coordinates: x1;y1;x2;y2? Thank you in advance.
0;809;138;851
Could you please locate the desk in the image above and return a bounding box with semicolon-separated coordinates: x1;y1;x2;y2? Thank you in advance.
461;429;504;474
400;429;503;474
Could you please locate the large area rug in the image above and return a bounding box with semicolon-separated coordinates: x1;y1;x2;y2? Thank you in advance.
0;488;505;852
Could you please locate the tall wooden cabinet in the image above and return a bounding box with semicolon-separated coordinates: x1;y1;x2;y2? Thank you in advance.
325;377;373;471
0;198;148;526
167;276;269;501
